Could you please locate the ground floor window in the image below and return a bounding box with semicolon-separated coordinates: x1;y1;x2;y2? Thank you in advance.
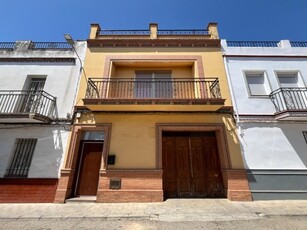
5;138;37;177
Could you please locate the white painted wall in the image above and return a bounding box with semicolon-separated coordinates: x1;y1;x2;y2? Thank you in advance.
0;41;87;119
222;40;307;115
222;40;307;170
0;126;69;178
223;57;307;115
0;41;86;178
240;123;307;169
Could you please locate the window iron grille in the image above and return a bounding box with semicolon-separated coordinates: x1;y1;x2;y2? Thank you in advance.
303;131;307;144
5;138;37;177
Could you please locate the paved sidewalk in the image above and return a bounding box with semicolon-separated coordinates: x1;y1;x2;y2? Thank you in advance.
0;199;307;222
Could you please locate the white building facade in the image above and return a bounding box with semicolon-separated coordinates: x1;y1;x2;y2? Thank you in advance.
0;40;86;202
222;40;307;200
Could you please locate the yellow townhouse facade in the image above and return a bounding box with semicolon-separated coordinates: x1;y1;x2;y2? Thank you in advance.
55;23;252;203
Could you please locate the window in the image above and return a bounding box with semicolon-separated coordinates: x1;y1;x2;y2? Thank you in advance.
28;78;46;92
277;73;298;88
17;77;46;113
81;131;105;140
303;131;307;144
245;73;267;96
135;71;172;98
5;138;37;177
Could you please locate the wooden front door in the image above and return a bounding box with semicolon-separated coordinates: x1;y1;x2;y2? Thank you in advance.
162;132;224;199
76;142;103;196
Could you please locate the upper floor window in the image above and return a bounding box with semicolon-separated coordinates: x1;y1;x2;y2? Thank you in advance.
277;73;298;88
28;78;46;92
18;77;46;113
245;72;269;96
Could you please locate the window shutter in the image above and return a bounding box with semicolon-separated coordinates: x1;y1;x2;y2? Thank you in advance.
246;74;266;96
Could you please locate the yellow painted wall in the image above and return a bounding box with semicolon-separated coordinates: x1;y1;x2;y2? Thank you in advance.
74;42;242;171
77;113;243;169
114;66;193;79
75;47;233;107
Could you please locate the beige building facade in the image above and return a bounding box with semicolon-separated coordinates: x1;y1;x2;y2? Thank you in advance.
55;23;252;203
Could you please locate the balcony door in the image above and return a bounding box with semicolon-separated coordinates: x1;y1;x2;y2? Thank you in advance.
134;71;172;98
19;78;46;113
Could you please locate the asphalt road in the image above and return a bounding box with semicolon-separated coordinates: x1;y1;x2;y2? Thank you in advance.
1;216;307;230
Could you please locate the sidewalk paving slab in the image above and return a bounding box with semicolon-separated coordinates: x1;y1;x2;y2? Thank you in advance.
0;199;307;222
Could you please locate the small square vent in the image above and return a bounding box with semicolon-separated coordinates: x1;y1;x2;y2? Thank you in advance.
108;155;116;165
109;178;121;190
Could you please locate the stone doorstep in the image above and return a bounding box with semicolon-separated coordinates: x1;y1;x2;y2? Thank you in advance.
65;196;97;203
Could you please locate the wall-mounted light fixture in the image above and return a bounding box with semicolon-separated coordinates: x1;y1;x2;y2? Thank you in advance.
64;34;85;75
64;34;88;123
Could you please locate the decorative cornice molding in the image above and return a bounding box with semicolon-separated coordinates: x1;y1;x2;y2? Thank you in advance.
0;57;76;63
223;54;307;58
238;112;307;122
238;114;276;122
87;38;221;48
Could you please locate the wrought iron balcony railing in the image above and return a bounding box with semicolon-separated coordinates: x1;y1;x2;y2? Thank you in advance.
0;42;15;50
99;30;150;35
157;29;209;35
30;42;72;49
0;90;56;120
85;78;221;101
290;41;307;47
269;88;307;112
98;29;209;36
226;41;280;47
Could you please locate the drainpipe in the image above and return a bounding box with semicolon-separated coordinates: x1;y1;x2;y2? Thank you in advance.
223;55;242;135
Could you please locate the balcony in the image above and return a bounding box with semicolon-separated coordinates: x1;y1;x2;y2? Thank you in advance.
269;88;307;120
0;90;56;123
83;78;225;112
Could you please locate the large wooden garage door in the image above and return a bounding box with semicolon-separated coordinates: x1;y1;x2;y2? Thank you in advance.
162;132;225;199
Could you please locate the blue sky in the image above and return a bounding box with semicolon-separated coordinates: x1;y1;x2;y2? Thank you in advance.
1;0;306;42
